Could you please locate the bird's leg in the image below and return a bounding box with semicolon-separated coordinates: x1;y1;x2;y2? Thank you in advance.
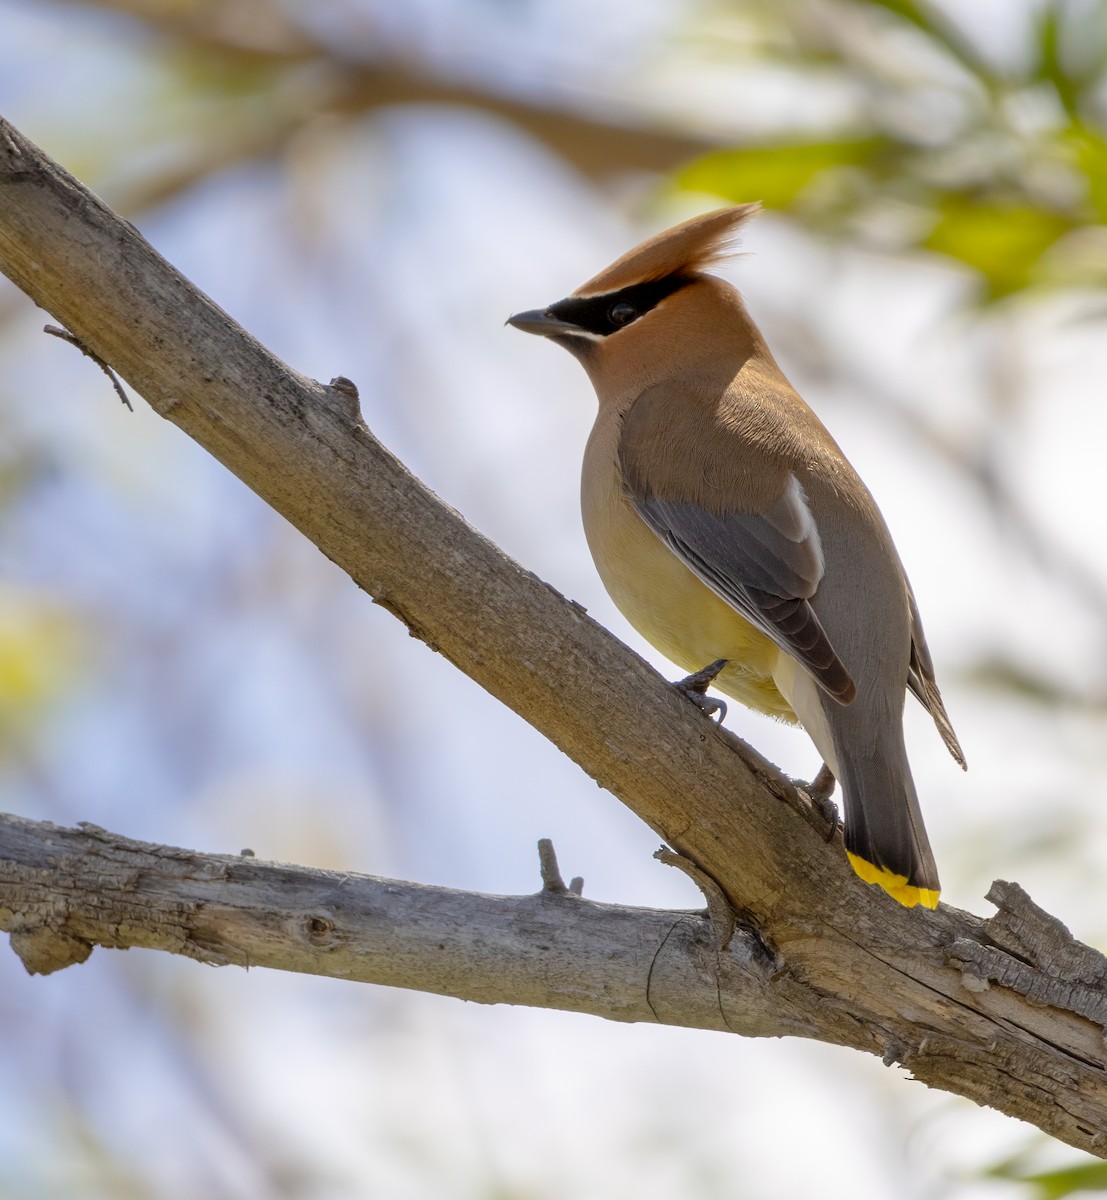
801;763;839;838
806;762;836;802
674;658;728;723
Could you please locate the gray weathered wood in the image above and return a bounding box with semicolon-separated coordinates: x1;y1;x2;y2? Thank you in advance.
0;815;783;1033
1;116;1107;1153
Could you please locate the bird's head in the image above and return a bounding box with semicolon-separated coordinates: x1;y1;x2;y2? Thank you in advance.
508;203;762;401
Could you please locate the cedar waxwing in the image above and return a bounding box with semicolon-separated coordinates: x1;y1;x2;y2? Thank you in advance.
508;205;966;909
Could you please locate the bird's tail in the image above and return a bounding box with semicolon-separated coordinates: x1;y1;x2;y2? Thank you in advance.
837;740;940;910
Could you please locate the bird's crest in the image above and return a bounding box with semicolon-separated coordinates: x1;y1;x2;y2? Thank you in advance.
574;204;760;297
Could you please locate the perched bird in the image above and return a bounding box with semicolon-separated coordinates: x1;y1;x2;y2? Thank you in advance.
508;205;965;909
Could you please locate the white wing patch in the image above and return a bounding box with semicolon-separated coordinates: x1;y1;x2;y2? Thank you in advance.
761;474;825;588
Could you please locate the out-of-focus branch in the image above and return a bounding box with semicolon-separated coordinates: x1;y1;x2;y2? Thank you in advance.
114;60;717;214
4;116;1107;1155
47;0;716;219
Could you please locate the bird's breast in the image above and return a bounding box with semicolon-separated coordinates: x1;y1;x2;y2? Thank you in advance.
580;411;796;721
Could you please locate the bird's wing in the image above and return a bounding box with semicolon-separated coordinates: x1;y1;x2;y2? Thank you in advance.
905;584;967;767
630;478;857;705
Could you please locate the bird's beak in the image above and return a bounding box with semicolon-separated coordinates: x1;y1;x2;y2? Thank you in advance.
506;308;584;338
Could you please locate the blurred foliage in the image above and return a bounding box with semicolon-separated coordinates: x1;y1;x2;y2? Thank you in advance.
17;0;1107;308
0;586;82;751
965;655;1107;711
988;1148;1107;1198
677;0;1107;300
28;0;1107;305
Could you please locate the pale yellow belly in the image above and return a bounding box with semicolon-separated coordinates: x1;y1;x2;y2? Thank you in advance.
581;464;797;722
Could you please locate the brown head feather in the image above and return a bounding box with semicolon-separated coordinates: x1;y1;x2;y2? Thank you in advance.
573;203;761;297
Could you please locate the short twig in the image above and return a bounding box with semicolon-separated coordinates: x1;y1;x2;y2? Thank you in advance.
44;324;133;411
655;846;737;951
537;838;582;895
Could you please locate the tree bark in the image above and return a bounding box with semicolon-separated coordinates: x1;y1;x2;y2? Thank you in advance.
1;115;1106;1154
0;816;783;1034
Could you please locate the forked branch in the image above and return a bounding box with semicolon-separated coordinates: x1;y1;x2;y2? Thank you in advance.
1;117;1106;1153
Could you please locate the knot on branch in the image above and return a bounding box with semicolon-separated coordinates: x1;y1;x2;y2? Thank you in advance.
9;923;93;976
300;910;343;950
882;1036;913;1068
326;375;362;422
949;880;1107;1026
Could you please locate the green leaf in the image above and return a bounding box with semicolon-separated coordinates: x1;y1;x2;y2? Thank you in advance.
922;199;1073;298
1061;124;1107;223
677;139;888;211
987;1154;1107;1199
1034;4;1078;114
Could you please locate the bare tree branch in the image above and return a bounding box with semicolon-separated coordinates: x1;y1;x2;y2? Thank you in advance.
2;115;1107;1154
0;814;781;1034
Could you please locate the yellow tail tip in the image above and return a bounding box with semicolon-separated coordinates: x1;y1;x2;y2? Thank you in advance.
846;852;939;910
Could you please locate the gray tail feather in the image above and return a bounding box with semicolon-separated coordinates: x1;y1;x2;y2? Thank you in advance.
908;667;966;770
837;740;940;893
906;584;967;770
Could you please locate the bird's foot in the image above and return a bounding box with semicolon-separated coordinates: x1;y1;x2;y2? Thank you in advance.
798;763;839;840
674;659;728;723
805;762;836;803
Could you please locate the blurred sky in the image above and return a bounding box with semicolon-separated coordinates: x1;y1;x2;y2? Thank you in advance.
3;0;1107;1197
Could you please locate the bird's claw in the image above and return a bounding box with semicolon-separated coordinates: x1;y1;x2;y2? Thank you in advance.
797;764;840;839
815;795;840;841
685;691;728;723
675;659;729;723
805;762;836;804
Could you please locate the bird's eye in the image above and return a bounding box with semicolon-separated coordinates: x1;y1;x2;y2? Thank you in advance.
608;302;637;326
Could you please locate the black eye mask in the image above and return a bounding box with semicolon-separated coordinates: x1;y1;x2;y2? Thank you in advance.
548;273;694;337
